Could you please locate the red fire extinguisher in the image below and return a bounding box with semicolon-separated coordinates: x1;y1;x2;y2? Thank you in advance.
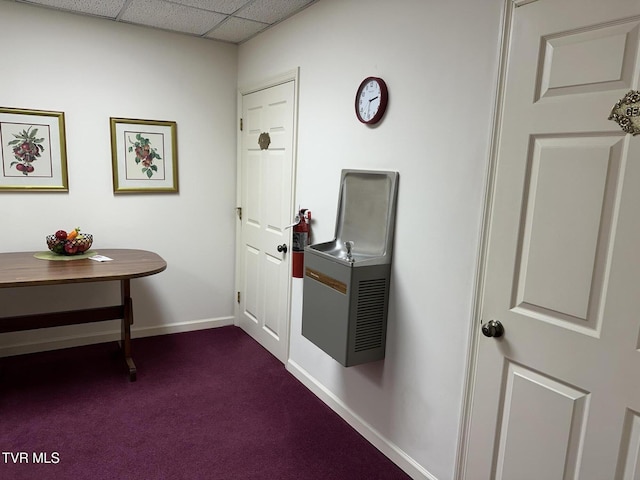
291;208;311;278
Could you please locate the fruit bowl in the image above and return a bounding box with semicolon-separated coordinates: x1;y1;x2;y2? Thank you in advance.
46;233;93;255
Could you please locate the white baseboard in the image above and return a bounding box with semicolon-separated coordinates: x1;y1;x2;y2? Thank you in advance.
133;316;234;338
286;359;438;480
0;316;234;358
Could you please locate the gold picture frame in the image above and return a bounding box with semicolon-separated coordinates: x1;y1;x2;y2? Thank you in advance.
110;117;178;193
0;107;68;192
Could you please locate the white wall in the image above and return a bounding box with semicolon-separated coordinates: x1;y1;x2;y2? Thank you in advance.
0;1;238;353
238;1;503;479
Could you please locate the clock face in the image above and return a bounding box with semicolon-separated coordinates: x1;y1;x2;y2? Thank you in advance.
355;77;388;124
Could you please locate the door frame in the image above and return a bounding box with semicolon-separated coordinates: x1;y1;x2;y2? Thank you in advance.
234;68;300;363
454;1;533;478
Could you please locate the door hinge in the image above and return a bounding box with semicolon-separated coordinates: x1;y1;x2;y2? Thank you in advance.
240;118;243;131
237;291;241;303
236;207;242;220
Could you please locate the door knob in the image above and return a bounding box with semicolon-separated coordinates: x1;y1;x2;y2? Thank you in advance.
481;320;504;338
277;244;288;253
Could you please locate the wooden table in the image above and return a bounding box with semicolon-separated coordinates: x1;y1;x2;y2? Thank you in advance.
0;249;167;381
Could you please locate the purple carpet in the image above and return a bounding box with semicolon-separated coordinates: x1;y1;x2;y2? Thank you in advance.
0;326;410;479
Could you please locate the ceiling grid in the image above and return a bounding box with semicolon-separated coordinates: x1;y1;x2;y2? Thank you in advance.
9;0;317;44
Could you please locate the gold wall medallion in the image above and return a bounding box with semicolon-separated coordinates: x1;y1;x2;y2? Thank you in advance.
258;132;271;150
608;90;640;135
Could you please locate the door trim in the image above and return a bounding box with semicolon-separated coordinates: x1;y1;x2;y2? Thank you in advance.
234;68;300;364
454;1;518;478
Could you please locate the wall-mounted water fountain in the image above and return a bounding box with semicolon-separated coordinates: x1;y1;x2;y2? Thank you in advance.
302;169;399;366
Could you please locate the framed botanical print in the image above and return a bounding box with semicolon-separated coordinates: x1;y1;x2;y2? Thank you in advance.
0;107;68;192
110;117;178;193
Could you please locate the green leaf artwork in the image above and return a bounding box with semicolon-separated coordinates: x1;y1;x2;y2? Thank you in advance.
7;126;45;176
128;133;162;178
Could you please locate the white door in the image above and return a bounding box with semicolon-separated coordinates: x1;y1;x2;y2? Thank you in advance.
463;0;640;478
236;79;296;364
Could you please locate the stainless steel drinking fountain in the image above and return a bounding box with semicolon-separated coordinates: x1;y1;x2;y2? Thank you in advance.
302;169;399;367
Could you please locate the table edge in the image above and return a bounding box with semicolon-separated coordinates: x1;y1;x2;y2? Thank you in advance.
0;249;167;288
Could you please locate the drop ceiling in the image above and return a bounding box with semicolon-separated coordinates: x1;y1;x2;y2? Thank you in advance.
8;0;318;44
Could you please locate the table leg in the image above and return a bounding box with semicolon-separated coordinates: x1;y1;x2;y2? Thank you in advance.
121;279;137;382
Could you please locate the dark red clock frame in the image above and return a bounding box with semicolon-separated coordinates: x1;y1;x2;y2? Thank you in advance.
355;76;389;125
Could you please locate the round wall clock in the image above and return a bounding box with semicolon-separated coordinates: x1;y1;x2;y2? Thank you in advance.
355;76;388;125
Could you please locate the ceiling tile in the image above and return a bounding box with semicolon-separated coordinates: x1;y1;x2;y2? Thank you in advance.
121;0;227;35
18;0;127;18
170;0;252;15
205;16;267;43
14;0;319;44
236;0;313;24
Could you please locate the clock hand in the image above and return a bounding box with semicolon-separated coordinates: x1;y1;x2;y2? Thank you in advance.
369;96;379;102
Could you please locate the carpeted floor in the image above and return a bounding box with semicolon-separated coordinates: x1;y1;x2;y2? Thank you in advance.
0;326;410;479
